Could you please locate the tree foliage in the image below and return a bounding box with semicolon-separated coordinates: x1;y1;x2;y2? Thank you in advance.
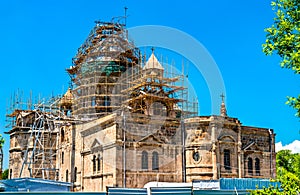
277;167;300;194
276;150;300;194
2;169;8;180
250;168;300;195
263;0;300;116
276;149;300;177
0;134;4;148
251;150;300;194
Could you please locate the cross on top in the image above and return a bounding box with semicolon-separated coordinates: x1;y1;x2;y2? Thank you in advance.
220;93;225;102
151;47;155;53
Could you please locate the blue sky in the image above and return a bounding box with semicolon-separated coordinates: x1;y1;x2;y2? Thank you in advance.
0;0;299;169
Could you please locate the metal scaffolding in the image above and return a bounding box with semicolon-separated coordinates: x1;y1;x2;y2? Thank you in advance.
5;19;198;183
67;21;140;120
6;91;74;180
119;51;198;121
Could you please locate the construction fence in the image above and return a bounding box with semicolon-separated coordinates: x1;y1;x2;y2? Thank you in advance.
0;178;281;195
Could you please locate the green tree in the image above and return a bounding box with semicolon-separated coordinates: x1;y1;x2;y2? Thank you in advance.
0;133;4;180
250;169;300;195
262;0;300;116
251;150;300;194
250;185;282;195
277;167;300;195
0;134;4;148
276;150;300;177
2;169;8;180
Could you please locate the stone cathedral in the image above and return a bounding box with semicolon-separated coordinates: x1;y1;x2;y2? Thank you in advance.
6;21;276;192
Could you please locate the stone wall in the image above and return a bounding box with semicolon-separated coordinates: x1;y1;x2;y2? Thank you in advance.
185;116;276;182
7;112;276;192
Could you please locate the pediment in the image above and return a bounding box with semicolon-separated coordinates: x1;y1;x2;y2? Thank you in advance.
218;135;236;143
91;138;103;150
243;141;261;151
139;131;168;144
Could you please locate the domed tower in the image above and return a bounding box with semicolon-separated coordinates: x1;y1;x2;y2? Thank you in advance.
67;21;140;120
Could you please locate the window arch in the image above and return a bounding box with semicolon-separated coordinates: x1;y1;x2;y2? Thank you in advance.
255;158;260;176
224;149;231;170
248;157;253;175
142;151;148;169
152;151;159;171
92;155;96;173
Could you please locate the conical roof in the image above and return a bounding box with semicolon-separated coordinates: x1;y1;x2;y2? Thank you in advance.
143;53;164;70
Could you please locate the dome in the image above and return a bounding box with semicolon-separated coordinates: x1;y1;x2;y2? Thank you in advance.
59;88;74;106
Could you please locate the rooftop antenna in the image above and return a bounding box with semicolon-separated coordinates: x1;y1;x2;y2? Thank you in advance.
181;58;184;77
124;7;128;26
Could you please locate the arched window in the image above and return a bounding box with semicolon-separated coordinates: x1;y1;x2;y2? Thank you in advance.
97;156;101;172
152;151;159;171
255;158;260;176
74;167;77;182
61;128;65;142
142;151;148;169
66;170;69;182
62;152;64;164
92;155;96;173
248;157;253;175
9;169;12;179
224;149;231;170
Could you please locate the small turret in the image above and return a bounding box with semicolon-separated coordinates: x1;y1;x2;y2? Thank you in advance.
143;48;164;77
59;88;74;116
220;93;227;117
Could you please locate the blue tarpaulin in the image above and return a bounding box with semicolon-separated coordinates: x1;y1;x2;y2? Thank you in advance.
0;178;72;192
107;187;147;194
0;178;281;194
219;178;281;190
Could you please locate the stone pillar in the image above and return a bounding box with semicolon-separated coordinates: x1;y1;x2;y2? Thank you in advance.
216;141;221;179
239;151;244;178
81;136;84;192
212;144;217;179
211;121;218;179
237;124;242;178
